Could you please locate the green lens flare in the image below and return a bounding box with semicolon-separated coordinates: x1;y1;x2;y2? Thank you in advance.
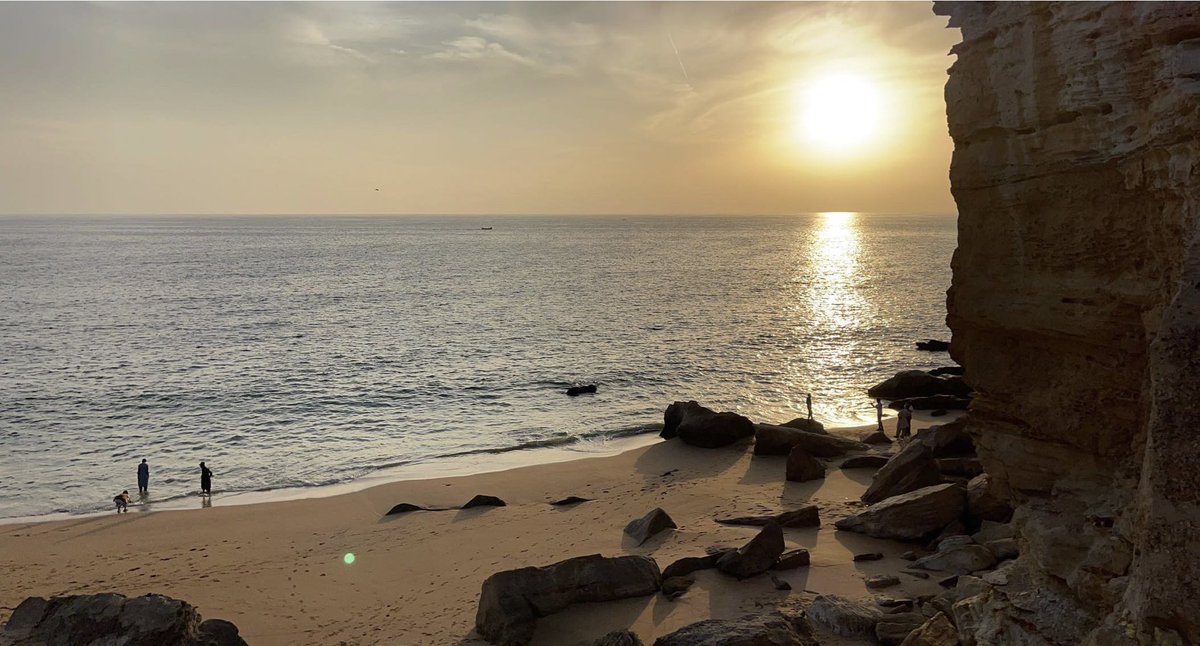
343;553;355;565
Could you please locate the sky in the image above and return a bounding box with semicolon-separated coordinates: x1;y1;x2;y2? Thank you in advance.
0;2;961;216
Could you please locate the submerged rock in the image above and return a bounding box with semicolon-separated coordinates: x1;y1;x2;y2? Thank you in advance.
867;370;967;399
566;384;598;396
623;508;677;545
475;554;661;646
915;339;951;352
660;401;755;448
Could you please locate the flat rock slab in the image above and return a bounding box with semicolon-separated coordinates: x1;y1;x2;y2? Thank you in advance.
841;455;890;469
624;508;677;545
715;505;820;528
754;424;869;457
807;595;883;641
462;495;507;509
837;483;965;542
913;544;997;575
853;552;884;562
866;574;901;589
653;613;818;646
773;549;811;570
476;554;661;646
662;553;724;579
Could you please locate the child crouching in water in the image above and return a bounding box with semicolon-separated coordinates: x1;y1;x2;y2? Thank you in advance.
114;490;131;513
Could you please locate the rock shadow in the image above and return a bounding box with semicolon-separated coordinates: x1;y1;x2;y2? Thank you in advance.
632;439;748;483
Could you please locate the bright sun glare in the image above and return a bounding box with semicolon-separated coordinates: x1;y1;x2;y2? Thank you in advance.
797;73;883;154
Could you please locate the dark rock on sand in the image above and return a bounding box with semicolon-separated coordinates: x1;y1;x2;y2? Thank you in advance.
782;417;826;434
911;418;975;457
862;430;893;444
915;339;951;352
475;554;661;646
841;455;889;470
592;630;644;646
566;384;598;396
715;505;820;528
912;543;997;575
837;483;966;542
807;595;883;640
653;613;818;646
770;574;792;591
861;443;943;504
661;401;755;448
785;447;825;482
662;554;723;579
772;549;811;570
853;552;884;562
715;522;785;579
463;495;507;509
623;508;677;545
753;424;868;457
930;409;948;417
385;503;427;515
2;593;247;646
661;576;695;600
549;496;591;506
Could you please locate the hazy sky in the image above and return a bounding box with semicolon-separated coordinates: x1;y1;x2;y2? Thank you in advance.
0;2;960;216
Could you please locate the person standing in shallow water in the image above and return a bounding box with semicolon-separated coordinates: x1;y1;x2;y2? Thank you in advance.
200;462;213;496
137;459;149;495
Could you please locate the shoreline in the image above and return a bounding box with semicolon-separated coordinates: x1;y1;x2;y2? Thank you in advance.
1;414;953;645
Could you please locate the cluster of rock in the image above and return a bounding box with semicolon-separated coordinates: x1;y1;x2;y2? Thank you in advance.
1;593;247;646
867;369;973;413
934;1;1200;643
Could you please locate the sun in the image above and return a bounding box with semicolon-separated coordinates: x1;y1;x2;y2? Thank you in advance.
795;73;883;154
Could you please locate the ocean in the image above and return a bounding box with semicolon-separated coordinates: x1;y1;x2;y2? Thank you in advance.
0;213;956;520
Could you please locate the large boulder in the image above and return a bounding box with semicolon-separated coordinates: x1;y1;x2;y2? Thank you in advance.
715;523;785;579
836;483;966;542
653;613;818;646
861;443;944;504
2;593;247;646
806;595;882;640
475;554;661;646
867;371;970;399
911;418;975;457
754;424;869;457
785;447;825;482
965;474;1012;523
715;505;820;528
624;508;677;545
899;612;959;646
876;611;927;645
661;401;755;448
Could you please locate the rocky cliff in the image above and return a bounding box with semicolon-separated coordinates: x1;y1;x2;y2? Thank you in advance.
935;2;1200;644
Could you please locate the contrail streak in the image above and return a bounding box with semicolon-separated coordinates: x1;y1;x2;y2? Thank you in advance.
666;30;690;85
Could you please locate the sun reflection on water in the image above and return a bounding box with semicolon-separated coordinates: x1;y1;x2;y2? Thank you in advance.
812;211;863;329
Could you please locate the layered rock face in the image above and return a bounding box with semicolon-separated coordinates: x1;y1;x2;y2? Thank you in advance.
936;2;1200;643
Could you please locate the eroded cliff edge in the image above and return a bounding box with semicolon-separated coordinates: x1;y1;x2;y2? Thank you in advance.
935;2;1200;644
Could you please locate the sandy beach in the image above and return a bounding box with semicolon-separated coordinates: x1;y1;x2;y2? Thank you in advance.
0;417;946;645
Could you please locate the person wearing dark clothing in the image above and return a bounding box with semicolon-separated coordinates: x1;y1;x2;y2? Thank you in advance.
875;398;885;432
200;462;213;495
114;490;130;513
137;459;149;494
806;393;813;420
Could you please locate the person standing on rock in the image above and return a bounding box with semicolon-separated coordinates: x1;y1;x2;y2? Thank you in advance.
806;393;813;420
137;459;149;495
874;399;884;432
897;404;914;440
200;462;213;496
